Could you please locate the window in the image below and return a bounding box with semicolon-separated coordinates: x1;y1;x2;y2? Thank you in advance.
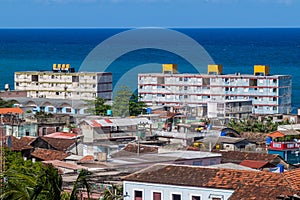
172;194;181;200
193;161;203;166
209;194;223;200
153;192;161;200
191;195;201;200
210;159;216;165
66;108;72;113
134;190;143;200
48;107;54;112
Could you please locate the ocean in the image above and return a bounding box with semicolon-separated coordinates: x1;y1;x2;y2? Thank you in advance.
0;28;300;112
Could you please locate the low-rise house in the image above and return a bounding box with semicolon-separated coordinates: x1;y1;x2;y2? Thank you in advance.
216;136;255;151
79;117;152;157
215;150;294;170
267;130;300;165
194;134;255;152
79;149;222;173
31;148;69;161
122;164;300;200
80;117;152;143
239;160;276;171
31;132;83;155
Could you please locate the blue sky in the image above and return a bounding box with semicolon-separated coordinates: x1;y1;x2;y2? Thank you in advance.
0;0;299;27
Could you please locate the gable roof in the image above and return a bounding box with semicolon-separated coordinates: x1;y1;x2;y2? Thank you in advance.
41;137;76;151
239;160;272;169
268;130;300;138
111;143;158;157
284;168;300;191
215;150;280;164
31;148;69;161
44;132;81;139
123;164;300;198
8;136;35;151
42;160;88;171
0;107;24;114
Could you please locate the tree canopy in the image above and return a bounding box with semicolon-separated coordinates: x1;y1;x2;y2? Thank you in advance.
112;86;146;117
86;97;111;116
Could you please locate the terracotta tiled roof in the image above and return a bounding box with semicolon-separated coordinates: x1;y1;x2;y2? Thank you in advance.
229;185;297;200
284;168;300;191
8;136;35;151
0;107;24;114
80;155;95;162
268;130;300;138
215;150;279;164
239;160;271;169
41;137;76;151
42;160;88;170
31;148;69;161
123;164;300;198
111;143;158;157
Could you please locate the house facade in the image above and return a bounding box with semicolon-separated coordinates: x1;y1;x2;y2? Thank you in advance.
123;164;300;200
267;130;300;165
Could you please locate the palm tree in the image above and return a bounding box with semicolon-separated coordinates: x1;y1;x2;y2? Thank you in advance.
101;184;123;200
0;169;40;200
70;169;92;200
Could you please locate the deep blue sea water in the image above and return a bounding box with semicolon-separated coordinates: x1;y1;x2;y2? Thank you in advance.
0;28;300;112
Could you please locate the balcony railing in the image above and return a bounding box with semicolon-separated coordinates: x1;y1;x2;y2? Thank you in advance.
268;141;300;150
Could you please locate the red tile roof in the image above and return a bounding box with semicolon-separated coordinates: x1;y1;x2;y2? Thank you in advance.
8;136;35;151
284;168;300;191
42;160;88;170
41;137;76;151
239;160;271;169
31;148;69;161
111;143;158;157
214;150;280;164
0;107;24;114
44;132;81;139
123;164;300;199
268;130;300;138
80;155;95;162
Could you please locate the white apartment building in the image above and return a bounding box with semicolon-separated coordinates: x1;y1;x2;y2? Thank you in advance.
14;64;112;101
138;64;292;115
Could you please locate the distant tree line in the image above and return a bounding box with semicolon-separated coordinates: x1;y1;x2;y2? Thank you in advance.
227;117;291;133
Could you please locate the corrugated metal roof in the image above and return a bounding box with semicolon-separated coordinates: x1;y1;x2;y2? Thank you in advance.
44;132;81;139
83;117;152;128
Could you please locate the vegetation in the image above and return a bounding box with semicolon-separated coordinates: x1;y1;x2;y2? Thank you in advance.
100;184;123;200
1;148;92;200
227;117;291;133
112;86;146;117
87;97;112;116
0;98;15;108
34;111;54;119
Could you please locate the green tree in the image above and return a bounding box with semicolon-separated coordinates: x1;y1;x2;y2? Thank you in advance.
86;97;111;116
1;148;62;200
129;94;146;116
0;98;15;108
100;184;123;200
112;86;146;117
70;169;92;200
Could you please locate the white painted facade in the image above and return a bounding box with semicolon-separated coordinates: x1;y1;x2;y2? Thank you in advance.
138;73;292;115
123;181;233;200
15;71;112;100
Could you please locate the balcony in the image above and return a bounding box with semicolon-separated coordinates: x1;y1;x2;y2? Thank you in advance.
268;141;300;150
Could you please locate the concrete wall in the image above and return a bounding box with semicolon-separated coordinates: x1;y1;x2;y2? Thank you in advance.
123;181;234;200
